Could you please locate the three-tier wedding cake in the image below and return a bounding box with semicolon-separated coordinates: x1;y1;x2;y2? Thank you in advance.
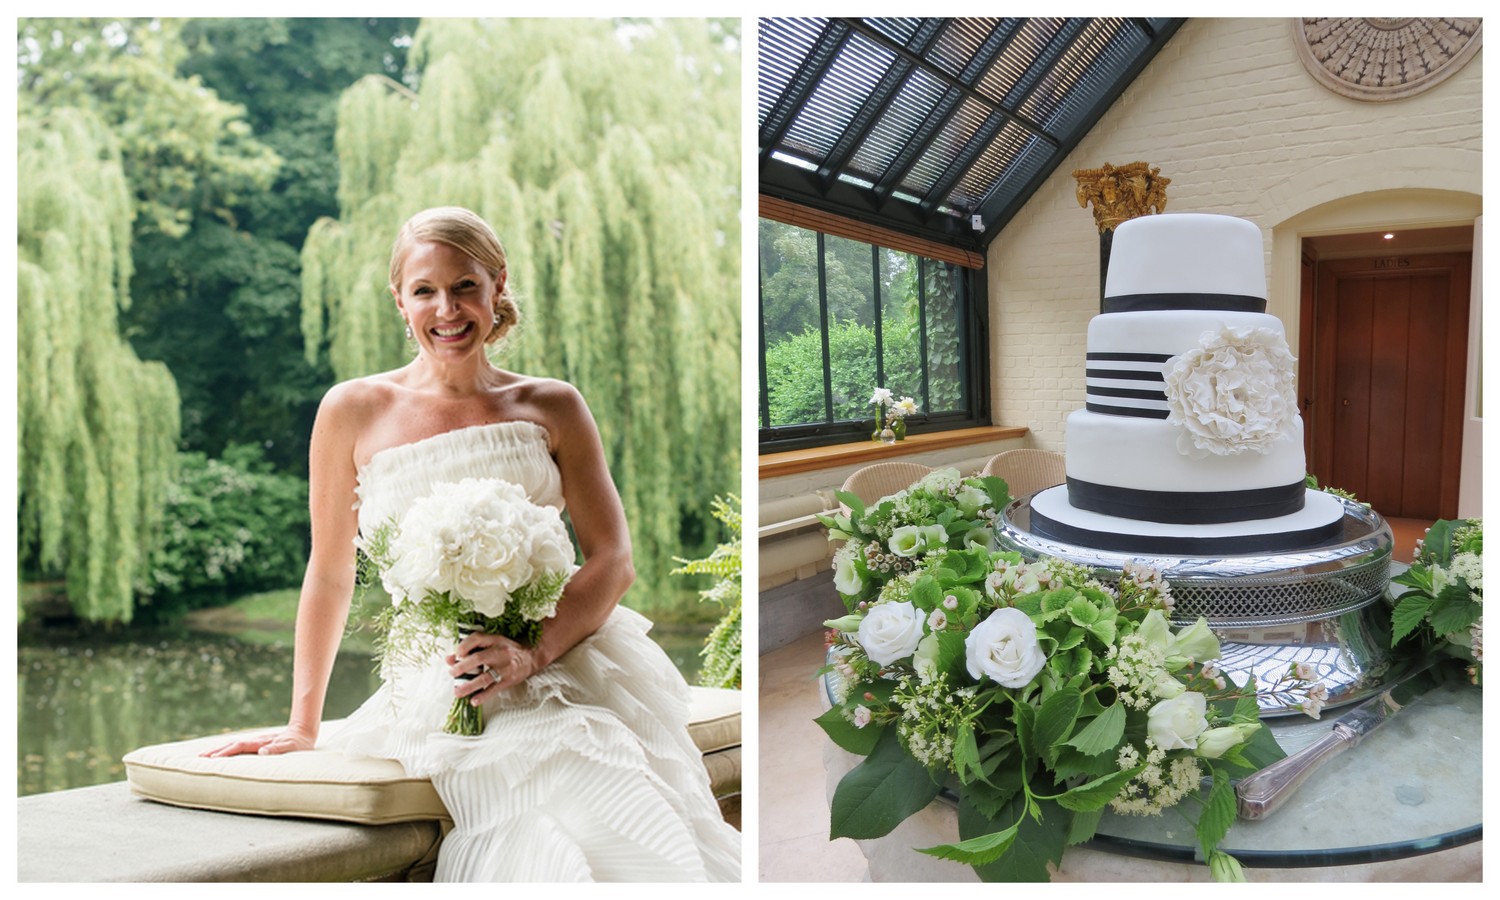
1029;213;1347;554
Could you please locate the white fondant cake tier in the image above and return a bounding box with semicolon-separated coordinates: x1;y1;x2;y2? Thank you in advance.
1105;213;1265;300
1065;409;1306;494
1089;309;1286;356
1028;485;1346;555
1084;310;1291;417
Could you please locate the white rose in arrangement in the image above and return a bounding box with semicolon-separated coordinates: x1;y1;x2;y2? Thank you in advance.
954;485;989;517
857;601;926;665
1163;325;1298;457
965;607;1046;688
381;478;575;620
1194;722;1260;759
870;387;894;407
889;524;947;558
1147;691;1209;751
832;543;864;595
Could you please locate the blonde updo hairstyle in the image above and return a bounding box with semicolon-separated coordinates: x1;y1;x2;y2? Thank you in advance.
388;206;519;346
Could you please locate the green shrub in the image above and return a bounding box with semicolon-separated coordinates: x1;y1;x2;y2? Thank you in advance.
765;319;922;426
135;444;310;620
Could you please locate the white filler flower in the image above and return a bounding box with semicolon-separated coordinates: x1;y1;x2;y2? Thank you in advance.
1163;325;1298;456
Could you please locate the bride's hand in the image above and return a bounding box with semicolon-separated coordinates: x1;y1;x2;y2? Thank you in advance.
200;726;317;758
447;632;540;705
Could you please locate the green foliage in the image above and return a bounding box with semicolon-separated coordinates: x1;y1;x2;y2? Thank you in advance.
766;320;922;425
302;19;740;611
1390;518;1483;685
671;496;742;689
17;106;183;624
18;17;281;238
135;446;310;620
829;728;943;840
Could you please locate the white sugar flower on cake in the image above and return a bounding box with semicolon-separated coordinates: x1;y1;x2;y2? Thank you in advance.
1163;325;1298;457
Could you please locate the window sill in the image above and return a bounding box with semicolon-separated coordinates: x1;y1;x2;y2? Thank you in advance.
758;425;1029;479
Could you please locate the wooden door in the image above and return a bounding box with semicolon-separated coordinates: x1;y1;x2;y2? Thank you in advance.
1306;253;1470;519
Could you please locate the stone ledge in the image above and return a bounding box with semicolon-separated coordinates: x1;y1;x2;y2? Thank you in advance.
18;781;443;882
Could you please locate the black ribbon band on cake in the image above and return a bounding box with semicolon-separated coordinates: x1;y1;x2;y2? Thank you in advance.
1086;402;1169;419
1101;292;1266;314
1065;477;1307;524
1028;502;1346;555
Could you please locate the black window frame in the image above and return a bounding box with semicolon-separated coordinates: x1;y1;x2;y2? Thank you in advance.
758;220;991;454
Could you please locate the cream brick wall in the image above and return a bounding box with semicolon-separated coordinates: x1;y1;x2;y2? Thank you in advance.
990;18;1483;451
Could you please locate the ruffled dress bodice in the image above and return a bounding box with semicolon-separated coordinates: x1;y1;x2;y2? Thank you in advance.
321;421;739;882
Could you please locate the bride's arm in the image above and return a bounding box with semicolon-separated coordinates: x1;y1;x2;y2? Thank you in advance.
203;386;362;756
451;382;633;699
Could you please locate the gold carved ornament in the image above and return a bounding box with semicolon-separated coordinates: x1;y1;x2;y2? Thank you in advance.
1071;161;1170;234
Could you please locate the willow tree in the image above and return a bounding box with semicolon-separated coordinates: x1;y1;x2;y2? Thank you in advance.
18;108;182;623
302;19;740;607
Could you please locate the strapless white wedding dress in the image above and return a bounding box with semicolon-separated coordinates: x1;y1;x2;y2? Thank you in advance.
320;421;740;881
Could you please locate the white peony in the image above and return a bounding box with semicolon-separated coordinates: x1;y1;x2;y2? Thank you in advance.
1147;691;1209;751
856;601;926;665
381;478;576;620
1163;325;1298;457
965;607;1046;688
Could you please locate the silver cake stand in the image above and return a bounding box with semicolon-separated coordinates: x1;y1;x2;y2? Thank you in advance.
997;495;1395;717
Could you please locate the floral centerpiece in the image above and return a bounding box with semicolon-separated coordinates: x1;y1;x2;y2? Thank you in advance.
364;477;577;734
817;472;1297;882
1391;518;1483;686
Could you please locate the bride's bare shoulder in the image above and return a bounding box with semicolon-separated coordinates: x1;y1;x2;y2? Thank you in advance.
316;372;405;429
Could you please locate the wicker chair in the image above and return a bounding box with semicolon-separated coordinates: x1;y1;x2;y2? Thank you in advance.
838;461;933;513
980;449;1066;500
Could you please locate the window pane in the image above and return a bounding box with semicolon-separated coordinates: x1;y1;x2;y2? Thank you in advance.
879;247;923;409
760;220;826;426
924;260;967;414
823;235;876;421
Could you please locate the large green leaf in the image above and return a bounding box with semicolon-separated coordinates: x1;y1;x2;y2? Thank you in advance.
1390;595;1435;645
829;728;943;839
815;704;885;756
833;489;866;523
962;792;1068;882
1063;701;1125;756
1055;766;1142;812
918;821;1019;865
1196;765;1238;859
1428;585;1482;635
1033;686;1082;764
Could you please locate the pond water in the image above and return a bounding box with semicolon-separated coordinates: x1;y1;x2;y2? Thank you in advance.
17;618;708;797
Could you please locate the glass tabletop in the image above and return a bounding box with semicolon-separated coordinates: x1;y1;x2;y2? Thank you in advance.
822;664;1482;868
1089;680;1482;866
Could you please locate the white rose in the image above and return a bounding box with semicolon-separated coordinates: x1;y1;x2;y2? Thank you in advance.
965;607;1046;688
1163;325;1298;457
1147;691;1209;751
870;387;894;406
954;485;989;517
888;524;946;557
832;544;864;595
857;601;925;665
1194;723;1259;759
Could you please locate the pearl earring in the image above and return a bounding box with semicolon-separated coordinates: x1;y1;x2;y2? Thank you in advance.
404;322;414;341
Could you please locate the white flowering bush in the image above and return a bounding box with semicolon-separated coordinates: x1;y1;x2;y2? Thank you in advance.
819;542;1295;882
366;477;577;733
1391;518;1483;686
1163;325;1298;457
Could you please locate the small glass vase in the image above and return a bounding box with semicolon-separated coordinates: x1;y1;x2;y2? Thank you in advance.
871;408;885;442
880;426;896;444
891;417;906;441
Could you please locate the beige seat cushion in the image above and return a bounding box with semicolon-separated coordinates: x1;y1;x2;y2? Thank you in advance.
124;686;740;825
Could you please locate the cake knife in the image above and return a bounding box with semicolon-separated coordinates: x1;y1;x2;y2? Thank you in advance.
1234;660;1442;821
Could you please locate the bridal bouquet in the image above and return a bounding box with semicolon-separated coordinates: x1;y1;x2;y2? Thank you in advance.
365;477;576;734
1391;518;1483;686
819;476;1290;882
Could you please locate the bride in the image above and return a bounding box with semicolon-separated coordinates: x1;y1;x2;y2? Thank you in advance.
205;206;741;882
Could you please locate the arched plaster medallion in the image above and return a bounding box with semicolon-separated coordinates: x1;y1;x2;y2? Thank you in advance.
1295;18;1482;101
